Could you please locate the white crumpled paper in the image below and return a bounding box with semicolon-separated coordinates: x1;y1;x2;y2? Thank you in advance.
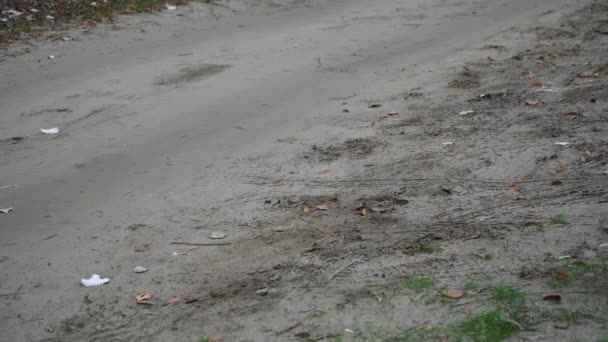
81;274;110;287
0;208;12;214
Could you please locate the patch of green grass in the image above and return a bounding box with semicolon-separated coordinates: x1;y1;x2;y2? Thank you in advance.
549;215;568;225
199;337;210;342
597;337;608;342
400;276;436;293
549;260;608;288
409;242;439;254
488;285;527;320
459;311;519;342
535;224;545;232
464;279;481;291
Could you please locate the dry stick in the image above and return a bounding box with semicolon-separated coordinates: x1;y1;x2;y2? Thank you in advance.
170;242;231;246
328;260;360;282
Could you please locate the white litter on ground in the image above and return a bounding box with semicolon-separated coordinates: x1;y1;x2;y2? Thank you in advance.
41;128;59;134
81;274;110;287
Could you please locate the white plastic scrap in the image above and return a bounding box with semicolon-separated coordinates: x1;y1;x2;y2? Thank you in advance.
41;128;59;134
442;142;454;146
62;37;73;41
558;255;571;260
344;329;355;334
554;142;570;146
172;251;186;256
166;4;177;10
81;274;110;287
459;110;475;116
210;232;227;239
0;208;13;214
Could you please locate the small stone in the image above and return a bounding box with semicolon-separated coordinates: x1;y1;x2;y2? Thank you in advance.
133;266;148;273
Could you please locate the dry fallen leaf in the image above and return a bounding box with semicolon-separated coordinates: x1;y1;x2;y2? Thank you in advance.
319;169;330;174
315;204;329;211
543;294;562;303
509;183;519;192
360;208;367;216
388;111;399;116
167;297;183;305
558;167;568;174
531;81;543;87
136;293;153;302
593;66;605;74
551;180;563;186
134;243;151;252
303;207;310;214
525;100;540;106
447;289;464;299
553;271;569;279
272;179;283;184
209;336;225;342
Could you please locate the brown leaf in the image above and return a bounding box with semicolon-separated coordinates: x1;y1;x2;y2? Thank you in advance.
272;179;283;184
388;111;399;116
446;289;464;299
303;207;310;214
368;104;382;108
553;271;569;279
209;337;225;342
558;167;568;174
543;294;562;303
565;111;584;119
315;204;329;211
134;243;151;252
525;100;540;106
509;183;519;192
167;297;183;305
551;180;563;186
319;169;330;174
360;208;367;216
136;293;153;302
593;67;605;74
400;262;429;267
530;81;543;87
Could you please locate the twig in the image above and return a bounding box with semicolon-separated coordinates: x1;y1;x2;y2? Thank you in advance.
42;234;57;241
0;284;23;299
328;260;360;281
504;318;524;330
170;242;231;246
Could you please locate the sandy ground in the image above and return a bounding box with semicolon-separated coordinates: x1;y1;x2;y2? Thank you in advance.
1;0;607;341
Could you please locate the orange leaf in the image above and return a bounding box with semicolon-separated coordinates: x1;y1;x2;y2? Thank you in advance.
303;207;310;214
388;111;399;116
593;67;604;74
319;169;330;174
447;289;464;299
509;183;519;192
136;293;153;302
558;167;568;174
531;81;543;87
167;297;183;305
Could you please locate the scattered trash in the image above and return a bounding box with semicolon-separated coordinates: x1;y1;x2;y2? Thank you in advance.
558;255;571;260
172;251;186;256
134;243;151;252
442;142;454;146
525;100;540;106
256;288;269;296
0;208;13;214
166;297;183;305
459;110;475;116
315;204;329;211
344;329;355;334
209;232;227;239
41;128;59;134
446;289;464;299
135;293;153;303
554;142;570;146
543;294;562;303
133;266;148;273
166;4;177;10
319;169;330;174
81;274;110;287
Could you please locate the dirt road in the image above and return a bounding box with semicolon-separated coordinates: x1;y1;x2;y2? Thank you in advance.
1;0;607;341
